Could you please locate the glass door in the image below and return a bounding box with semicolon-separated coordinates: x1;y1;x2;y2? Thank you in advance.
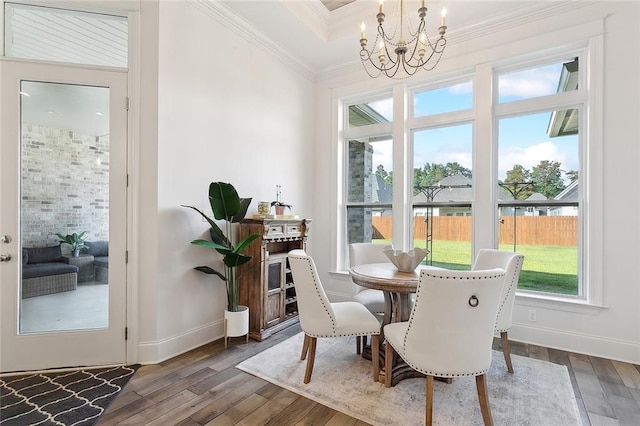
0;60;128;372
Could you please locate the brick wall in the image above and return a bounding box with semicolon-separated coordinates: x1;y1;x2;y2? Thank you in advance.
347;140;374;243
21;124;109;251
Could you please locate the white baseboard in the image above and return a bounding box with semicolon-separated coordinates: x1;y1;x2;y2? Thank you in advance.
328;289;639;364
136;319;225;364
507;324;639;364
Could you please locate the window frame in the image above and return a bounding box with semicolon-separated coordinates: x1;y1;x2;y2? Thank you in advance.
336;36;604;308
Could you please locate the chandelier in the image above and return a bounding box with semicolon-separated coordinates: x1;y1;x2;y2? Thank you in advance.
359;0;447;79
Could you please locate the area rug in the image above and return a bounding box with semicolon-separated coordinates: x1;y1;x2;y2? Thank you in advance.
0;365;138;426
237;333;581;425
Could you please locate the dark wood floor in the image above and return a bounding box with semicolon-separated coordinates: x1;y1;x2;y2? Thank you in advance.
98;324;640;425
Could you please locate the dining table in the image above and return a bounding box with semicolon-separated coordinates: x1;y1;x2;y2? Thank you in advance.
350;262;450;386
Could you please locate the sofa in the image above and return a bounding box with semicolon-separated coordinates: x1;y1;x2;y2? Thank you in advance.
22;245;78;298
83;241;109;283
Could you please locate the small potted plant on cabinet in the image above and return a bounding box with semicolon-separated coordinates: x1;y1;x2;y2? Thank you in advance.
271;184;292;216
182;182;260;347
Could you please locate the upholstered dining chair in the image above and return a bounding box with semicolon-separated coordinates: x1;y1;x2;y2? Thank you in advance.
380;268;506;426
288;249;381;384
472;249;524;373
348;243;390;315
348;243;389;353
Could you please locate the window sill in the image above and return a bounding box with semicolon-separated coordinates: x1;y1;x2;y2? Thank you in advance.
332;271;606;314
515;292;606;315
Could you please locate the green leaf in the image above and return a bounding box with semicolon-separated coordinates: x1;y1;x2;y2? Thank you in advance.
209;182;240;221
233;234;260;253
190;239;228;252
231;197;252;223
194;266;226;281
181;205;230;248
223;252;252;268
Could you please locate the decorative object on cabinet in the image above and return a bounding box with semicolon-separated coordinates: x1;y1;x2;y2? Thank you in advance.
182;182;261;345
238;218;311;341
270;184;292;216
55;231;88;257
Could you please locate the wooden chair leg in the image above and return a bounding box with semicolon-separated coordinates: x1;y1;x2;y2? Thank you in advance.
500;331;514;373
371;334;380;381
425;375;434;426
476;374;494;426
356;336;362;355
300;333;310;360
303;336;317;384
384;340;393;388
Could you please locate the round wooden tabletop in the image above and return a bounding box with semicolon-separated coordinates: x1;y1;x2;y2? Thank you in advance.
350;263;440;293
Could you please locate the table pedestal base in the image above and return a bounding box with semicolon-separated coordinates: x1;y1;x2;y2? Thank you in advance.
362;342;452;386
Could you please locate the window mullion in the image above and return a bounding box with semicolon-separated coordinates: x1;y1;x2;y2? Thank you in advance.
473;63;495;254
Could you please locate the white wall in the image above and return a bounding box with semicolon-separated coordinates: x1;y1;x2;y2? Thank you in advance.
136;1;315;362
312;1;640;363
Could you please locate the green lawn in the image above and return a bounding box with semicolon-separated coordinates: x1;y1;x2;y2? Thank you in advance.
373;239;579;295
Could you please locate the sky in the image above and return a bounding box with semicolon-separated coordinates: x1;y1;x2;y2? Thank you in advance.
366;61;579;181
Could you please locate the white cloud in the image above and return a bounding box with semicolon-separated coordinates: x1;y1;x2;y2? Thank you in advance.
499;141;568;179
448;81;473;94
499;67;559;98
368;98;393;121
372;142;393;171
414;149;472;170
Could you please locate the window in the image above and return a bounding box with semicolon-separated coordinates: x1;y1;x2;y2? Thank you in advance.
344;95;393;248
4;3;128;67
496;56;583;297
339;49;592;302
412;124;474;270
413;81;473;117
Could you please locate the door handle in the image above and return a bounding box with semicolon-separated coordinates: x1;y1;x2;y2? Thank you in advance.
0;253;12;262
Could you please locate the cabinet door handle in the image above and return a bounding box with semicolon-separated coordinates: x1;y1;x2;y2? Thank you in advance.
0;253;12;262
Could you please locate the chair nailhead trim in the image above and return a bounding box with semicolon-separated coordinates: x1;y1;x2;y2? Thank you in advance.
294;255;379;339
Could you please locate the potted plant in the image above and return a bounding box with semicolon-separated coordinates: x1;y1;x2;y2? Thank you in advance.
182;182;260;343
271;184;292;215
55;231;88;257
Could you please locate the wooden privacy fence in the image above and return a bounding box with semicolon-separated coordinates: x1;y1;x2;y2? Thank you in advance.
372;216;578;246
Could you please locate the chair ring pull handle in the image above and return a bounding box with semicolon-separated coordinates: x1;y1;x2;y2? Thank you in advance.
468;295;479;307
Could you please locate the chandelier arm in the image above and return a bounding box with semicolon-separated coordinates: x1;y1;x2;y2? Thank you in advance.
359;0;447;79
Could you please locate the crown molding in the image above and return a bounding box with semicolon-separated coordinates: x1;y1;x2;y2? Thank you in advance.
318;0;598;82
190;0;315;81
281;0;331;41
448;0;598;46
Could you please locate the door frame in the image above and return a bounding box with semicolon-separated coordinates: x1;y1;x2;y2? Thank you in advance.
0;58;129;372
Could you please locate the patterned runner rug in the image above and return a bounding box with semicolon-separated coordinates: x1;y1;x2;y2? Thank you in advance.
237;333;582;425
0;365;138;426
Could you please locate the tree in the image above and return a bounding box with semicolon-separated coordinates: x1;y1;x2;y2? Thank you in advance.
413;162;472;196
531;160;566;198
376;164;393;185
566;170;579;183
502;164;533;199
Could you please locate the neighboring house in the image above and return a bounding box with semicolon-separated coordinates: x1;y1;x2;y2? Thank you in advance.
550;180;579;216
414;174;512;217
523;192;548;216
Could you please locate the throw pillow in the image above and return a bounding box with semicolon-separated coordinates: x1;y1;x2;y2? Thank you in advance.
26;245;62;264
85;241;109;257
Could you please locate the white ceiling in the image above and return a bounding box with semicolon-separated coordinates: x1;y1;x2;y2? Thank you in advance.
11;0;560;136
221;0;546;75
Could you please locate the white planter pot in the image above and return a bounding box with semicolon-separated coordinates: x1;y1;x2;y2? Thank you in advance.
224;305;249;348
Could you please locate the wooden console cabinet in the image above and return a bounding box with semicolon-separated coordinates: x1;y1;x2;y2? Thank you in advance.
238;218;311;341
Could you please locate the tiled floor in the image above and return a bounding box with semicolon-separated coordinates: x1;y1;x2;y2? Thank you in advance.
19;281;108;333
